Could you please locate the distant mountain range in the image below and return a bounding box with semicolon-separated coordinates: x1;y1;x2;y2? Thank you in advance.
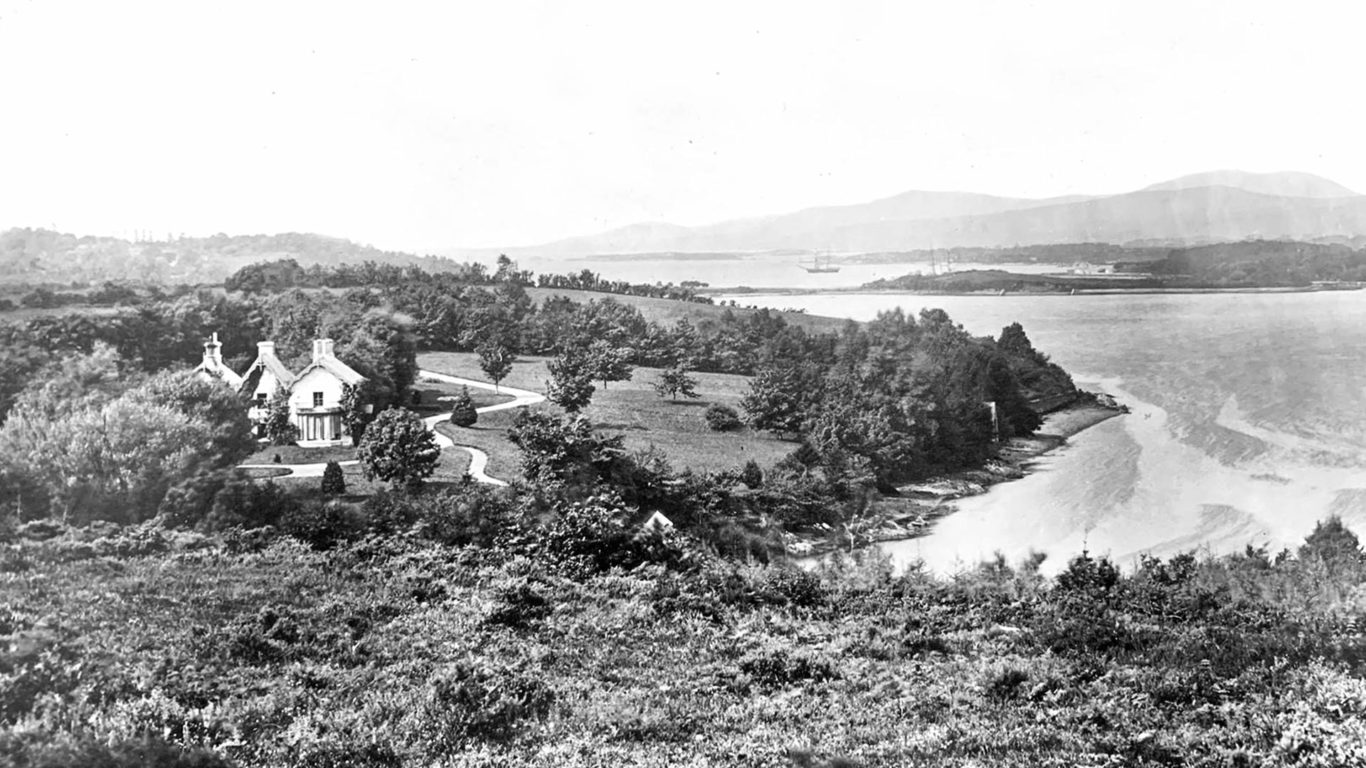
453;170;1366;259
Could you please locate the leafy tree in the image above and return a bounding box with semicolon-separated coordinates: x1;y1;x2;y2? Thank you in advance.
264;383;298;446
546;349;596;413
741;364;812;437
669;318;702;367
6;341;125;422
507;410;626;488
0;370;255;524
126;370;256;467
0;341;52;420
653;365;699;402
449;385;478;427
586;339;634;389
704;403;742;431
321;460;347;496
340;381;373;446
477;341;514;392
358;407;440;488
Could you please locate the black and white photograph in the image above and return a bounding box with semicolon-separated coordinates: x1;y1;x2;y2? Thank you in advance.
2;1;1365;765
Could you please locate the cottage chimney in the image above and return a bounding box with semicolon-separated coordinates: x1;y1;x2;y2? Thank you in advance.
312;338;335;362
203;332;223;366
257;341;276;356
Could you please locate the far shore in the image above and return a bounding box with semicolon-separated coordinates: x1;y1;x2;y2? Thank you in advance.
786;396;1127;560
710;284;1361;298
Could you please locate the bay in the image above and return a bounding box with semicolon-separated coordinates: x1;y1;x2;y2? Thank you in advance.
740;290;1366;574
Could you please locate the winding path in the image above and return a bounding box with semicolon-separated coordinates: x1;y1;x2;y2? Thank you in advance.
237;370;544;486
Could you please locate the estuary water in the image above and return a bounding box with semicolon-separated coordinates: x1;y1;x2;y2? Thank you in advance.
741;290;1366;574
518;254;1063;291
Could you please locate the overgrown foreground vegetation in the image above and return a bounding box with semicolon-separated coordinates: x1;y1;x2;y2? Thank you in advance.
3;501;1366;767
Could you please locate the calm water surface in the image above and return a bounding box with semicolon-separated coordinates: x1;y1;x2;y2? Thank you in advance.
520;254;1061;290
742;291;1366;574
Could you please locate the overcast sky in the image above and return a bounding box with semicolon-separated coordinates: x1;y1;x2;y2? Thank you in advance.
1;0;1363;252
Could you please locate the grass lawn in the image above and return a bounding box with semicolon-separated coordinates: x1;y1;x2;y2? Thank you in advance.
243;443;356;465
408;376;516;415
419;351;796;481
274;445;474;496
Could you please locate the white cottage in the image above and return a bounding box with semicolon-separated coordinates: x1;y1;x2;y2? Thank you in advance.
191;333;244;389
286;338;367;445
239;340;297;428
195;333;369;446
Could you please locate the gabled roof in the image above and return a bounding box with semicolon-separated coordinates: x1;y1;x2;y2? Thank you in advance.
239;349;296;392
194;361;244;389
294;355;367;387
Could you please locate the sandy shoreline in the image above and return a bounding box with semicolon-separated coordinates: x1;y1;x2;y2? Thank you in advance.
786;396;1127;559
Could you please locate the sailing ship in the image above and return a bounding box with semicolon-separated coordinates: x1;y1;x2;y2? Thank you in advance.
798;254;841;273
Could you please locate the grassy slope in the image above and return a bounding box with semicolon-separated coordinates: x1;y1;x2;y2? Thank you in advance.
419;351;795;482
523;286;850;334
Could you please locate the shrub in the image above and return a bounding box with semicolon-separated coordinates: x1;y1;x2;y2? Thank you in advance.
737;648;838;689
482;577;552;629
282;499;357;550
320;461;346;496
158;471;230;529
511;493;690;576
739;458;764;489
1055;551;1121;599
984;667;1030;700
448;385;478;428
200;478;300;532
704;403;742;431
413;662;556;745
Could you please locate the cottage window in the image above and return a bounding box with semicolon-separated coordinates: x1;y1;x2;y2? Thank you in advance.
256;392;267;403
312;392;324;408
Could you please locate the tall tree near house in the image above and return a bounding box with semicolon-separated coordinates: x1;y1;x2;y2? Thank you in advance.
653;365;700;402
339;382;372;446
264;383;298;446
477;341;514;393
357;407;440;489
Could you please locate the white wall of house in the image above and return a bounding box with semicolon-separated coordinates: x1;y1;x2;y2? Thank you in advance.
288;368;348;414
288;364;353;445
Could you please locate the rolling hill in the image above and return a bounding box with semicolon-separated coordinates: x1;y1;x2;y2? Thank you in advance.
471;171;1366;258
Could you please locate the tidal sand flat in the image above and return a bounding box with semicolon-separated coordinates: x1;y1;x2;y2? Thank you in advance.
747;290;1366;573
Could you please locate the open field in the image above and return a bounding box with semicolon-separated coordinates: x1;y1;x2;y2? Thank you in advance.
0;304;130;322
419;351;796;482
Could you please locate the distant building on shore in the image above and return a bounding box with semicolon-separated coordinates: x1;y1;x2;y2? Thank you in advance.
1069;262;1115;275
